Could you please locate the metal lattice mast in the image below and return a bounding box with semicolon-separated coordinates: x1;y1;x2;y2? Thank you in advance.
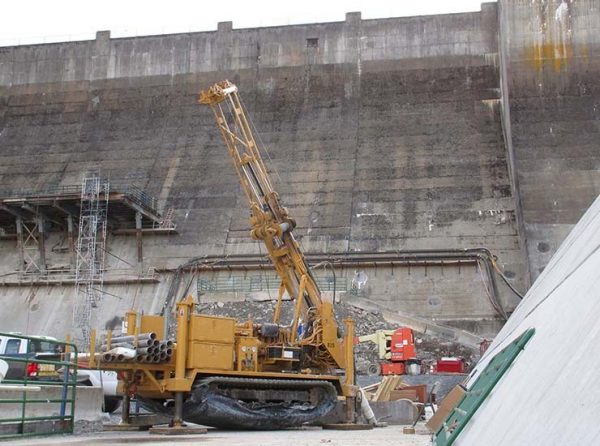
73;175;109;347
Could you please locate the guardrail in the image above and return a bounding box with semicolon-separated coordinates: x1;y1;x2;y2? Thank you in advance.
119;184;157;214
0;182;159;215
0;333;78;440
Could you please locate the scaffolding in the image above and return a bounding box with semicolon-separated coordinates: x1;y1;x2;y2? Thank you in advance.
16;217;46;275
0;182;176;287
73;175;109;347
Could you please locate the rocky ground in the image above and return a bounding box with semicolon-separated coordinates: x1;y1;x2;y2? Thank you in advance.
202;300;478;375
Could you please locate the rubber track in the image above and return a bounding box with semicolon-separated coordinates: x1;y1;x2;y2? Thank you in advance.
197;375;338;393
183;376;339;429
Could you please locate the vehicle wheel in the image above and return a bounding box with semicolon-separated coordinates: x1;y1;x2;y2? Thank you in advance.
103;396;121;413
367;363;381;376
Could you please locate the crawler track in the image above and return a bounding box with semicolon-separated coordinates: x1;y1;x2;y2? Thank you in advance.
183;376;338;429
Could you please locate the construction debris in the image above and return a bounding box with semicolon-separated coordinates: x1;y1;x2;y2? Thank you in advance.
204;300;477;374
363;376;428;404
374;376;403;402
364;376;404;402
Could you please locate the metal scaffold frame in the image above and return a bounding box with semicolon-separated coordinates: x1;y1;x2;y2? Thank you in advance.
73;175;109;347
16;217;46;275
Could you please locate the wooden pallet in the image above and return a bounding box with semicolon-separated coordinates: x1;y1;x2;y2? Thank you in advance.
371;375;404;402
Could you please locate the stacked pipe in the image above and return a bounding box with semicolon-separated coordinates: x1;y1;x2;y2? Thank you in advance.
100;333;174;364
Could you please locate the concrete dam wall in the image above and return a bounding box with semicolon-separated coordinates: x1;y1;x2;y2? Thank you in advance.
0;0;597;341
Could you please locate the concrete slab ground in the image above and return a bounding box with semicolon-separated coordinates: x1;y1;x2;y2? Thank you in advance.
7;424;432;446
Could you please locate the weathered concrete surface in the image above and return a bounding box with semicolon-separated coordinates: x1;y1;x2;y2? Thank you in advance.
1;0;596;340
498;0;600;282
0;4;526;339
0;385;102;421
0;9;498;84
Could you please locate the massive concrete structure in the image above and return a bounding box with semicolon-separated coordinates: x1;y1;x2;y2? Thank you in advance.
498;0;600;278
0;0;597;341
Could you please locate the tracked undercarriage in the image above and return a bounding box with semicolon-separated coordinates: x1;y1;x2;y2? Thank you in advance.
141;377;338;429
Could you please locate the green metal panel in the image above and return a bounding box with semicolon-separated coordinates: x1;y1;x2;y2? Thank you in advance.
198;272;347;293
434;328;535;446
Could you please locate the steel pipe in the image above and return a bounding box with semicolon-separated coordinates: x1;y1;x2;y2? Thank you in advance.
159;249;512;320
101;342;135;351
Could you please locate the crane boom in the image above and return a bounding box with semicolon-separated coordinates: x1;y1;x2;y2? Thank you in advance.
199;80;345;368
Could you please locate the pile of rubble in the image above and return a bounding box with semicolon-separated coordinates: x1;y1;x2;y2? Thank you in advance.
202;299;477;374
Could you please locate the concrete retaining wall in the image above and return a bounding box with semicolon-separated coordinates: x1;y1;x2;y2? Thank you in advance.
0;3;526;339
0;0;597;339
0;385;103;422
498;0;600;281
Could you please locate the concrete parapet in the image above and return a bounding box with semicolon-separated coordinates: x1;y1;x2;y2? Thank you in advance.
0;385;103;422
217;21;233;33
345;12;362;25
0;5;498;85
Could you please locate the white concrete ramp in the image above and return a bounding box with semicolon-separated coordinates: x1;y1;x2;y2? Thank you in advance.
454;194;600;445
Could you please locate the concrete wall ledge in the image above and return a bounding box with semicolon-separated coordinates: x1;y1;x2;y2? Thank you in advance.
0;385;103;422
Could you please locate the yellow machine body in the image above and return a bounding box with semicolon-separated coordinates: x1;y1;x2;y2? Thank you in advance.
95;298;355;400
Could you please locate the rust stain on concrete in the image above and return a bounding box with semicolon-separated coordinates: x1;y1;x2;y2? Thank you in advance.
525;42;574;72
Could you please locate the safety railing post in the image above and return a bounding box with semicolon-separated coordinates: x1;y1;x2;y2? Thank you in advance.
59;352;69;418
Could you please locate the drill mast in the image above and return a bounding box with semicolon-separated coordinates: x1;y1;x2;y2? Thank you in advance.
199;80;344;368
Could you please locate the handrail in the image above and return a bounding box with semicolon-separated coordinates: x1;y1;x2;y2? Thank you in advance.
0;333;78;440
0;182;160;216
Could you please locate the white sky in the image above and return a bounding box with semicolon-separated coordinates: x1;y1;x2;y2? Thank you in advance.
2;0;492;46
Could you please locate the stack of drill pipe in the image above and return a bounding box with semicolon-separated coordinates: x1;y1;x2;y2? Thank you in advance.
100;342;135;351
99;333;174;364
100;333;155;363
136;346;153;355
151;341;174;363
109;333;156;346
102;346;136;362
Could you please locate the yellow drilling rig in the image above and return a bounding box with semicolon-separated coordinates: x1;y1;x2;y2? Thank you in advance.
91;80;356;429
